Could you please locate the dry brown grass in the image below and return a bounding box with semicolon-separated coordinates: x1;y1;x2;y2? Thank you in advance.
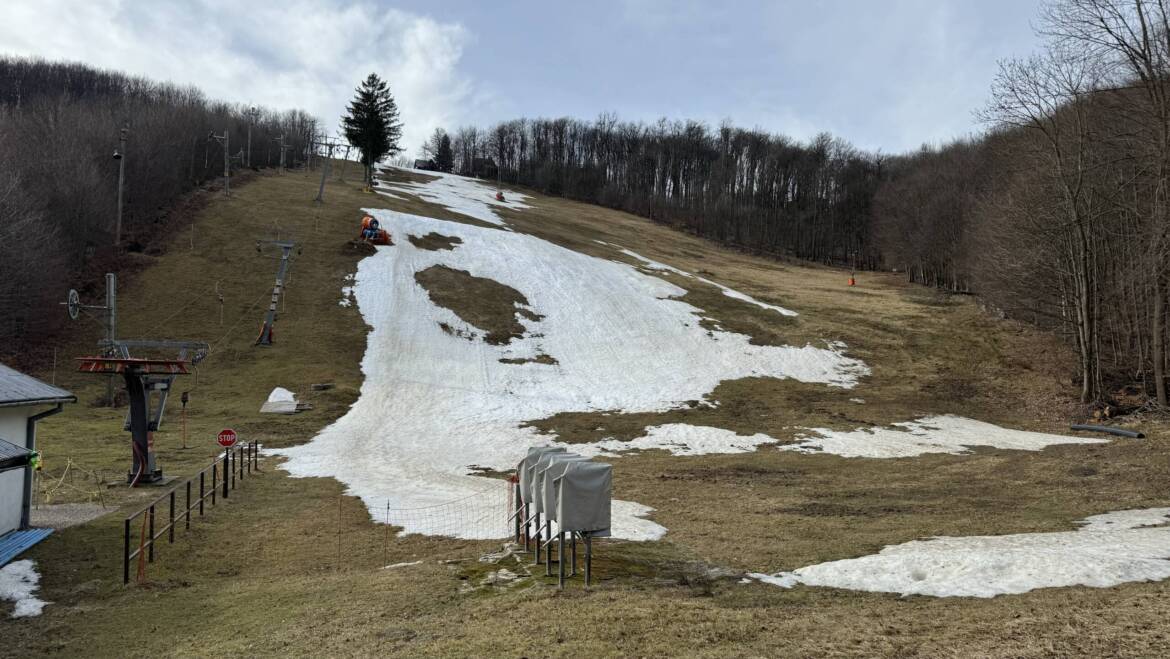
407;231;463;251
4;164;1170;658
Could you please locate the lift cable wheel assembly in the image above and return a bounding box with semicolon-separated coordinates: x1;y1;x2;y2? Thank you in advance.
65;273;209;486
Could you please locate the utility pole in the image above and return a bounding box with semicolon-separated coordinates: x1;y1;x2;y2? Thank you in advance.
113;123;128;246
338;144;351;181
209;130;230;195
314;137;342;203
274;135;287;174
104;273;117;404
245;106;259;168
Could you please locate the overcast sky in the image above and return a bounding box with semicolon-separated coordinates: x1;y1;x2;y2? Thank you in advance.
2;0;1043;155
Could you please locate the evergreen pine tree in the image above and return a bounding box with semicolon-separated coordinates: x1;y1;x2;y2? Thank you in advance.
436;133;454;173
342;73;403;184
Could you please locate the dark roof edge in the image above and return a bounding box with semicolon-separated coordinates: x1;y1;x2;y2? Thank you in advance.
0;396;77;409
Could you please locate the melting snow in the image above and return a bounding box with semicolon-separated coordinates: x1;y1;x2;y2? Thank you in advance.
619;248;798;317
749;508;1170;598
375;166;531;227
0;560;48;618
274;197;866;539
383;560;423;569
578;424;778;457
783;415;1107;458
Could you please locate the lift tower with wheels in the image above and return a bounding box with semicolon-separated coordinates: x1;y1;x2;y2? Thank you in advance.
75;341;208;485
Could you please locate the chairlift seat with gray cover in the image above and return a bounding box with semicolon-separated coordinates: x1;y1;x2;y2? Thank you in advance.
556;461;612;536
537;454;591;518
517;446;565;504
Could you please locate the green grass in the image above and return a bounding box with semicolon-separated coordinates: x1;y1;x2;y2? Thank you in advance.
4;163;1170;657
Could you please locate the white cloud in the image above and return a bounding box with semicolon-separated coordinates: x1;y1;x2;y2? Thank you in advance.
0;0;481;154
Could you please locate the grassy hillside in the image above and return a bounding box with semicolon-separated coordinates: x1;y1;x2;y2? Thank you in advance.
3;164;1169;657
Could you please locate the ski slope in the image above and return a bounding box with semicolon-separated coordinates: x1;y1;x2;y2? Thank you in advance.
275;169;866;539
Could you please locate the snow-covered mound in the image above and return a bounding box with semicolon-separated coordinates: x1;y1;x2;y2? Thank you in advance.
0;560;48;618
750;508;1170;598
274;198;867;539
784;415;1107;458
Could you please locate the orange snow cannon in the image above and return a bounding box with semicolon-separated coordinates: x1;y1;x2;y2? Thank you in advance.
359;215;392;245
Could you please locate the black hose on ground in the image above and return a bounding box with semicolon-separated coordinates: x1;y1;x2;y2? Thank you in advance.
1070;424;1145;439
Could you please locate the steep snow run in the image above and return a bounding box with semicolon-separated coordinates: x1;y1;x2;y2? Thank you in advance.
750;508;1170;598
619;248;798;317
784;415;1107;458
275;195;867;539
0;560;47;618
375;167;531;227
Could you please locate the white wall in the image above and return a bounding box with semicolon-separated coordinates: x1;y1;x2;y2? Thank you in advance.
0;407;32;535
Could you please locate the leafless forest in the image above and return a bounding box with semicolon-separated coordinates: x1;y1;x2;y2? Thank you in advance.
0;57;318;361
4;1;1170;408
442;1;1170;408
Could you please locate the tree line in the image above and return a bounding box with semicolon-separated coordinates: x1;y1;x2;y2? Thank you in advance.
875;0;1170;406
432;1;1170;408
0;57;319;363
433;119;882;269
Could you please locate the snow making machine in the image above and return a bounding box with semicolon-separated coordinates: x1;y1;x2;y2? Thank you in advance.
358;214;392;245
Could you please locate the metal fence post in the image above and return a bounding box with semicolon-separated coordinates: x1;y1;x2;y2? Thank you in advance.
212;464;217;505
223;451;230;498
185;481;191;530
199;471;205;516
148;505;155;562
252;441;258;471
168;490;175;543
123;517;131;585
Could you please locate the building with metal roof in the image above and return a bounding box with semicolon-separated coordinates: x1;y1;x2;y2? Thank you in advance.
0;363;75;565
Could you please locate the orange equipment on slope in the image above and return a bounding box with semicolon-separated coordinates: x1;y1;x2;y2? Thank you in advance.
359;214;392;245
495;191;506;202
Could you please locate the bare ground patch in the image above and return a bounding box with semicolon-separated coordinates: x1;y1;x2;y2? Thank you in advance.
408;232;462;251
414;265;540;345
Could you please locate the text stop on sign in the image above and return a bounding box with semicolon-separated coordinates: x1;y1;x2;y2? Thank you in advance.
217;428;238;447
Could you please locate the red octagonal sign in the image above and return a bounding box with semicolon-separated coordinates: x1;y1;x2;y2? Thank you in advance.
217;428;238;448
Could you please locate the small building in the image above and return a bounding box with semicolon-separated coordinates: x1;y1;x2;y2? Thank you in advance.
414;158;437;171
0;363;74;564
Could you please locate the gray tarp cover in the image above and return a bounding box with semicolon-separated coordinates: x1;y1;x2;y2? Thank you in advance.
528;451;581;506
537;455;591;518
518;446;565;503
556;461;612;535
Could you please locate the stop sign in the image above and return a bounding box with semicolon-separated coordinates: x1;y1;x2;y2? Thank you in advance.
217;428;238;448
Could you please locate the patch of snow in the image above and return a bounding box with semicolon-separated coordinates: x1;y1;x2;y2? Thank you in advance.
782;415;1106;459
749;508;1170;598
274;204;867;540
0;560;48;618
849;398;865;404
340;285;356;307
618;248;798;317
383;560;423;569
377;167;530;227
578;424;778;457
